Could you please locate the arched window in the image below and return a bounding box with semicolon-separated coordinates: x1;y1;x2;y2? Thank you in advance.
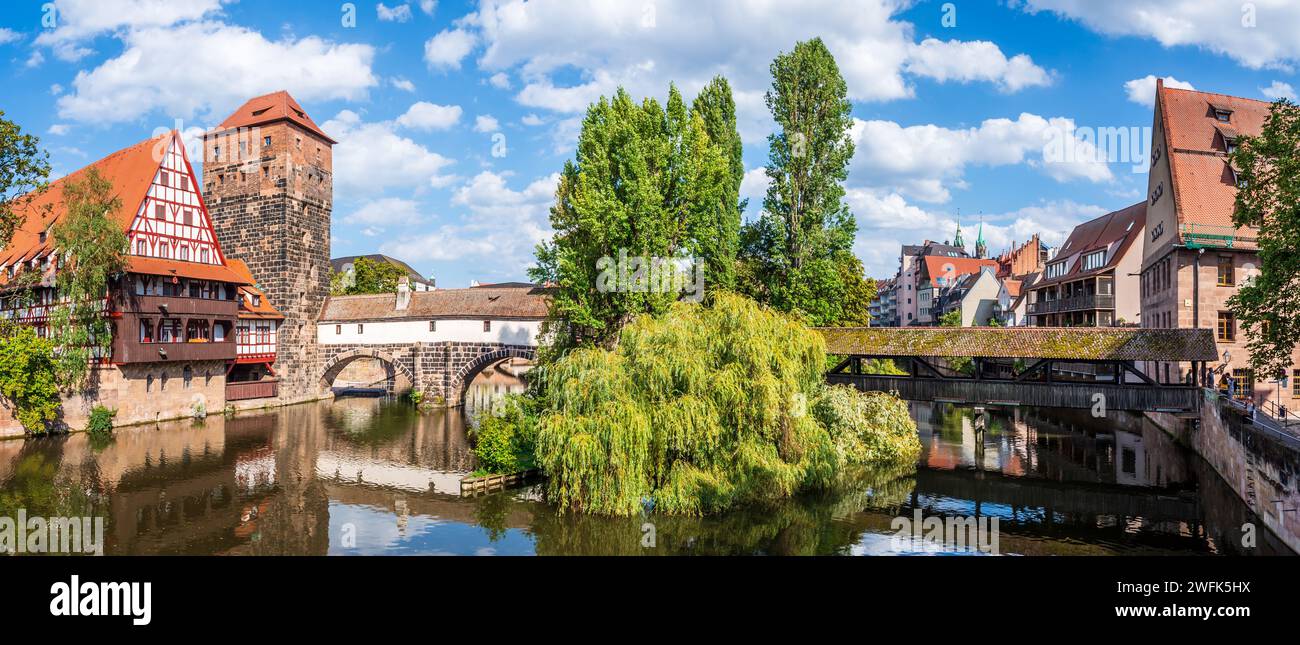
200;247;210;264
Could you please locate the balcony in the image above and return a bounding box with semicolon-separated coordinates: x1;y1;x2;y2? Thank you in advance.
113;293;238;318
1028;294;1115;315
114;338;237;363
226;379;278;401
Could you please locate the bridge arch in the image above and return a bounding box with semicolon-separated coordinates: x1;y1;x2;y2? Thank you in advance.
449;346;536;405
321;348;416;395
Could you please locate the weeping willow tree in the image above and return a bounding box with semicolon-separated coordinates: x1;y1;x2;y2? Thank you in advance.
49;167;127;389
532;292;918;516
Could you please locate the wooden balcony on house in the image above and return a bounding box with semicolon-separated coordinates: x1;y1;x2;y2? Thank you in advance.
226;379;278;401
1027;293;1115;315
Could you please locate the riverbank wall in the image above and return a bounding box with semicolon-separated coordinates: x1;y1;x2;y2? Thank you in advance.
1147;390;1300;554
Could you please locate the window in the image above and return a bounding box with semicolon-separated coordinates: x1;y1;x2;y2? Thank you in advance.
158;319;182;343
1217;311;1235;342
1215;109;1232;122
263;136;272;147
483;320;491;332
335;324;342;335
139;320;154;343
200;248;210;264
186;320;210;342
159;170;169;186
262;166;269;178
213;145;220;159
1217;255;1234;287
183;365;192;389
1293;370;1300;398
357;324;364;334
136;238;147;255
1230;368;1254;397
429;320;437;332
1082;250;1106;271
154;204;165;219
1046;261;1067;279
179;245;190;262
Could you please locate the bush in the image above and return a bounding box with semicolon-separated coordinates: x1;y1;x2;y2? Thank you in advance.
812;385;920;464
0;326;61;434
533;292;918;516
470;395;537;474
86;405;115;438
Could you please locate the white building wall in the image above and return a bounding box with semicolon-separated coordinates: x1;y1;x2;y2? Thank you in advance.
319;318;542;346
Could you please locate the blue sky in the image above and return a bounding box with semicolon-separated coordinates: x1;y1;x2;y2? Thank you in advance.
1;0;1298;286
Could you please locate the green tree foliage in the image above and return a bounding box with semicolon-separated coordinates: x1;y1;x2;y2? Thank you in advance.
532;84;733;348
50;167;127;389
1228;99;1300;378
471;395;539;474
86;405;115;438
690;76;745;291
332;257;410;295
0;111;51;246
811;385;921;464
738;38;872;327
938;309;974;375
0;325;61;434
531;292;918;516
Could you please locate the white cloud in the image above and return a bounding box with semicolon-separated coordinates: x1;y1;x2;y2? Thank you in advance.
56;21;377;124
390;77;416;92
0;28;21;45
905;38;1053;92
1123;74;1195;107
49;83;63;95
1261;80;1297;101
1017;0;1300;70
376;3;413;22
322;110;457;195
520;113;544;126
846;190;1109;276
444;0;1048;145
346;197;424;226
382;171;558;276
739;167;768;203
25;51;44;68
851;113;1113;204
34;0;224;61
47;124;70;135
423;28;476;70
488;72;511;89
394;101;463;130
419;0;437;16
474;114;501;132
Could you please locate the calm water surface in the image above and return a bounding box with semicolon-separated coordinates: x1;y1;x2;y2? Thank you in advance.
1;370;1293;555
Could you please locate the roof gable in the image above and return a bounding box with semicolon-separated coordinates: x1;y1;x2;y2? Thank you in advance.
216;90;336;143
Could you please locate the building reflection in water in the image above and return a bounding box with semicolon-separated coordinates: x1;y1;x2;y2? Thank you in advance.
0;380;1294;555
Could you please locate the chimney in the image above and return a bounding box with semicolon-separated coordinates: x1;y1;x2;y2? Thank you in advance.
396;276;411;310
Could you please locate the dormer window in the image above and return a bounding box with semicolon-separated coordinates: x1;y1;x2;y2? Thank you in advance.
38;229;47;244
1214;109;1232;122
1082;250;1106;271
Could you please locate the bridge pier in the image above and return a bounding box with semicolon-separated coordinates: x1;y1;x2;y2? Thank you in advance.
319;341;536;408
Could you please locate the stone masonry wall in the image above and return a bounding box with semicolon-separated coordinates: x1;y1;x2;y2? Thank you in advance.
204;120;332;405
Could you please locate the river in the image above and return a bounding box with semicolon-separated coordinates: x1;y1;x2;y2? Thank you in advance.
0;368;1294;555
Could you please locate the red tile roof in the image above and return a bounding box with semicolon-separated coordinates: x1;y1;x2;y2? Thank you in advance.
0;133;169;270
920;256;999;287
216;90;336;144
227;258;284;319
128;256;253;286
1158;83;1270;245
1034;202;1145;288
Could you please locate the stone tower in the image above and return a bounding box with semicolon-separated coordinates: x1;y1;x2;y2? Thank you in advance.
203;91;334;403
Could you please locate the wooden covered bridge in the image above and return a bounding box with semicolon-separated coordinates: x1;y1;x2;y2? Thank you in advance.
817;327;1219;414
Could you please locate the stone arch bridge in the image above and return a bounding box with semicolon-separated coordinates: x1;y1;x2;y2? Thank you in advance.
319;342;536;404
315;284;548;406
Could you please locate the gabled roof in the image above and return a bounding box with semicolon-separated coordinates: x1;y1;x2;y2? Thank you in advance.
919;256;999;288
1158;83;1270;243
331;253;433;285
1034;202;1145;288
320;285;551;322
216;90;336;144
228;259;284;319
0;133;167;270
1002;279;1023;298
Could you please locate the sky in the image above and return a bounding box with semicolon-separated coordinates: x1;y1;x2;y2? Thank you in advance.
1;0;1298;287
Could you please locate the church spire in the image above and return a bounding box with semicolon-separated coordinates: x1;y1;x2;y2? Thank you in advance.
953;209;965;250
975;213;987;259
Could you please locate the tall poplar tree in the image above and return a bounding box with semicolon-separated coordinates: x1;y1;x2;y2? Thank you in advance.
738;38;872;327
691;76;745;291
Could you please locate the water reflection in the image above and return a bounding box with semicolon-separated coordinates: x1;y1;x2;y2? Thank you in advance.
0;389;1293;555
